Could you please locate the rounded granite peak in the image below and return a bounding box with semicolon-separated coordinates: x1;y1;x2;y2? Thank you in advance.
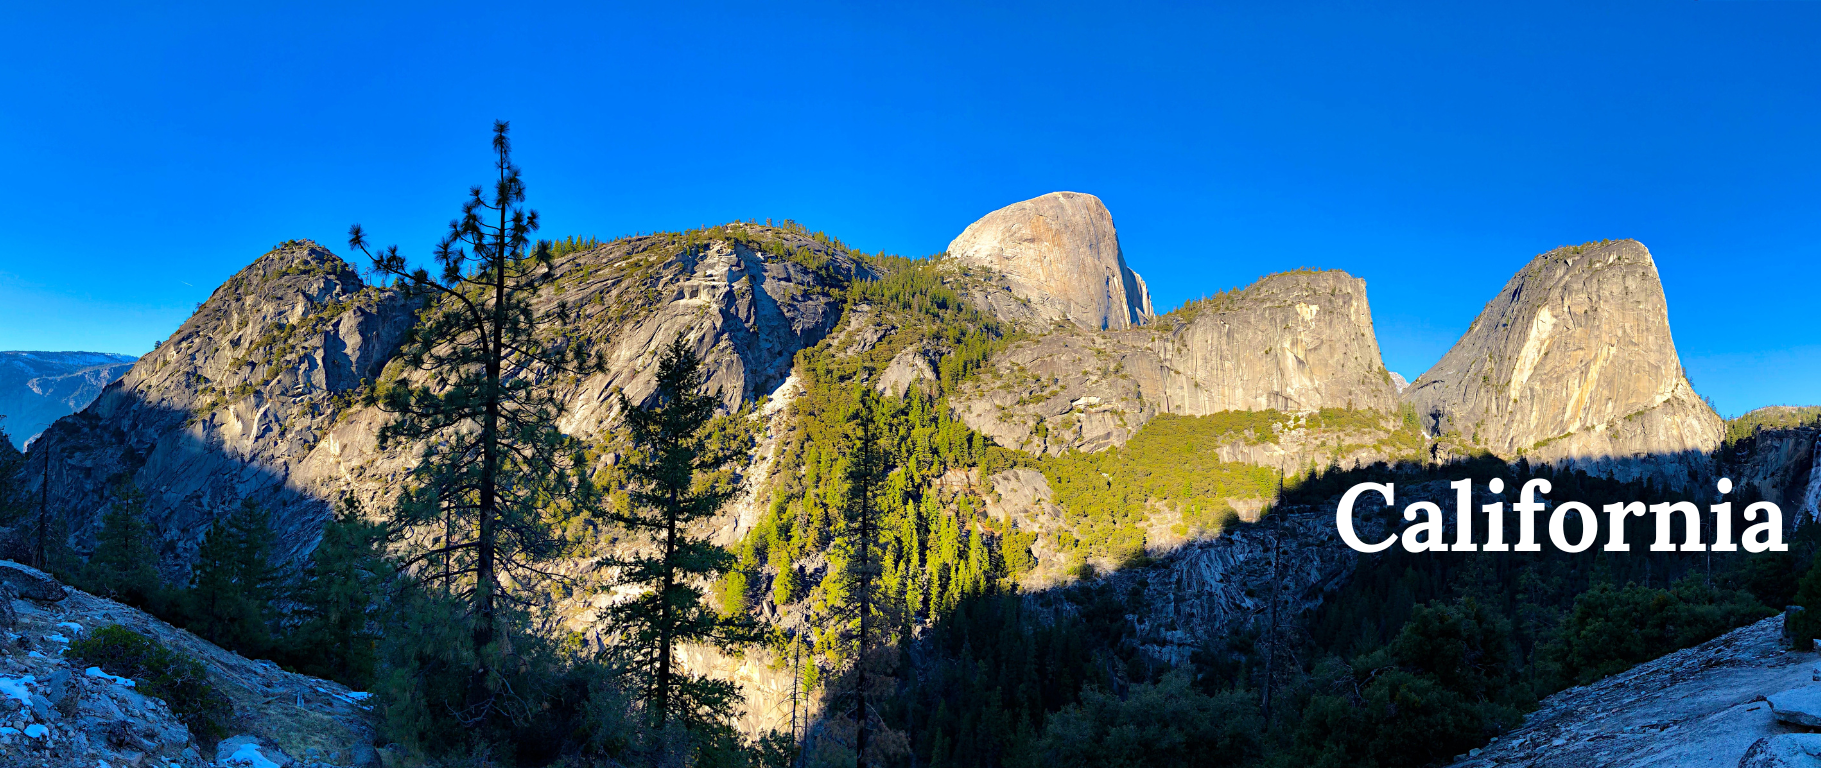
946;191;1154;331
1403;237;1721;487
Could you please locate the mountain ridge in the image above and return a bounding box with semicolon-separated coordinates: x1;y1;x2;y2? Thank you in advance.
0;351;137;449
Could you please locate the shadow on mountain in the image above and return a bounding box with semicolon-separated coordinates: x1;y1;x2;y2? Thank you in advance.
796;445;1817;768
0;384;326;577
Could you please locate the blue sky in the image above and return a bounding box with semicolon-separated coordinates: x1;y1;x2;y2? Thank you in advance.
1;1;1816;416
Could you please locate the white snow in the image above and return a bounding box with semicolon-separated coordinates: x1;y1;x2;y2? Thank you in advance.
44;632;69;643
85;667;136;687
58;621;83;633
0;674;34;704
223;742;282;768
23;723;47;738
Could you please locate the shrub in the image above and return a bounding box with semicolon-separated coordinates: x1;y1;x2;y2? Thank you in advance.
69;625;231;737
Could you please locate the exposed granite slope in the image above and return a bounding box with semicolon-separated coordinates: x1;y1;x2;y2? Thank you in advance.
1403;240;1722;487
25;241;418;571
0;560;373;768
22;230;863;579
1448;615;1808;768
951;269;1399;454
946;192;1153;332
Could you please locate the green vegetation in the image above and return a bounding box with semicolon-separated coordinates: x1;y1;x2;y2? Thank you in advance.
1034;408;1424;564
69;625;233;737
1725;406;1821;445
183;498;279;654
79;487;165;609
283;498;391;687
0;429;26;529
1030;670;1262;768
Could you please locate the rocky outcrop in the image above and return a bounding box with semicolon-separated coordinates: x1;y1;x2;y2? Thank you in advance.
24;241;419;571
946;192;1153;332
0;352;136;449
1403;240;1722;488
1721;420;1818;520
20;231;863;579
0;561;373;768
16;229;863;739
951;269;1400;454
1449;615;1810;768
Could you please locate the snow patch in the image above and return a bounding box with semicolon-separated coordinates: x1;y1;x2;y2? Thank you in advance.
24;723;48;738
0;674;33;704
222;742;282;768
86;667;136;687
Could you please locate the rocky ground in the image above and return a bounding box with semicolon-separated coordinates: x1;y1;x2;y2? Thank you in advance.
1448;615;1821;768
0;561;374;768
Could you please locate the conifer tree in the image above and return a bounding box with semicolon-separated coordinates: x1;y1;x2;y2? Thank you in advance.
347;121;602;725
184;498;277;655
836;388;891;768
83;487;162;608
0;428;26;529
351;122;608;727
286;497;389;688
602;336;753;729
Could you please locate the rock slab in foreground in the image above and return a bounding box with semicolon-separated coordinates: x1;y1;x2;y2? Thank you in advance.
1449;616;1813;768
0;560;65;602
1741;733;1821;768
1769;686;1821;727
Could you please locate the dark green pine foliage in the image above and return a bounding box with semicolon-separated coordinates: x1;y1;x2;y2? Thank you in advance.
0;428;26;527
282;497;390;689
348;121;603;729
183;498;278;655
833;388;896;768
602;336;754;731
82;487;164;609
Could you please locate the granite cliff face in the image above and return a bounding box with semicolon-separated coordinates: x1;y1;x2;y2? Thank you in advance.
26;241;420;568
1402;239;1722;487
0;352;137;449
18;230;862;738
952;269;1400;454
23;231;861;575
947;192;1154;332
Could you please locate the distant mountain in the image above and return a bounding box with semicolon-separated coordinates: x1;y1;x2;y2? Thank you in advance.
0;351;136;448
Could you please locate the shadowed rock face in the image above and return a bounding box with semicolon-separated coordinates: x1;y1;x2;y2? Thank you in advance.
1402;239;1721;487
952;269;1399;454
947;191;1154;331
27;241;421;569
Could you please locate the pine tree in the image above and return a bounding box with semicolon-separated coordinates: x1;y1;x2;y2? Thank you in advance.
832;388;898;768
347;121;602;725
0;427;26;529
183;498;277;655
83;487;163;608
601;336;754;730
285;497;389;688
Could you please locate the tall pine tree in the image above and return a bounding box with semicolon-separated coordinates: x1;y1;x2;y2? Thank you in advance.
348;121;602;727
834;388;894;768
82;487;163;609
285;497;390;688
602;336;754;731
183;498;278;655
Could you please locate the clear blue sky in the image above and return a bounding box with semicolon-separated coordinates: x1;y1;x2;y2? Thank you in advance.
2;1;1816;416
